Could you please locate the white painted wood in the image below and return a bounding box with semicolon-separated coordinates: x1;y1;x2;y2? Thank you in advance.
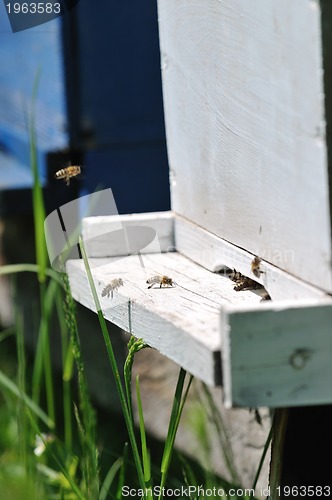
175;214;328;300
67;211;332;405
82;211;174;258
80;211;328;299
66;252;263;386
221;300;332;408
157;0;332;292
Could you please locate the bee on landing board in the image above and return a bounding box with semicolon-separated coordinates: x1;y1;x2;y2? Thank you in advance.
55;166;81;186
146;275;174;289
251;256;263;278
101;278;124;299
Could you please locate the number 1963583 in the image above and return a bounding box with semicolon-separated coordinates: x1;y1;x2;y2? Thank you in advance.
6;3;62;14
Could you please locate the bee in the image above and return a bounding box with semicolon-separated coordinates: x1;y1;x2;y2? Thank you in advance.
260;292;271;301
251;256;263;278
55;166;81;186
146;275;174;289
234;277;262;291
229;268;263;291
229;269;243;283
101;278;124;298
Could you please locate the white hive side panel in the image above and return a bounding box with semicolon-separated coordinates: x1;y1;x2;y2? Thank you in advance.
157;0;332;292
221;300;332;408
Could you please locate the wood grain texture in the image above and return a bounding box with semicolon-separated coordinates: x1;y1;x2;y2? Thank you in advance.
66;252;262;386
221;300;332;408
175;214;328;300
68;211;332;405
82;211;174;257
157;0;332;292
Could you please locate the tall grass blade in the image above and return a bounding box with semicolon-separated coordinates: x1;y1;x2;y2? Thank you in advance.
63;343;75;381
0;263;62;284
32;278;58;422
124;337;148;422
0;369;54;428
55;285;73;450
29;423;85;500
73;404;93;499
27;71;57;431
201;383;240;485
0;327;15;342
178;454;199;499
116;442;129;500
99;457;123;500
15;307;29;472
78;236;146;493
158;369;193;500
251;418;274;492
62;373;73;455
62;275;99;498
29;69;47;284
136;375;151;488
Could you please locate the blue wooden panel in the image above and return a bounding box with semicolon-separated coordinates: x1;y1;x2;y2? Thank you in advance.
62;0;170;213
83;146;170;214
64;0;167;147
0;4;68;188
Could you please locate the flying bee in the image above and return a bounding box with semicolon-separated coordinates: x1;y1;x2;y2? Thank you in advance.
101;278;124;299
55;165;81;186
146;275;174;289
251;256;264;278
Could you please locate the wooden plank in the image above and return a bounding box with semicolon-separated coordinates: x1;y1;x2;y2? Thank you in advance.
221;300;332;408
82;211;174;257
321;0;332;259
80;211;327;299
158;0;332;293
175;214;328;300
67;251;263;386
269;409;288;500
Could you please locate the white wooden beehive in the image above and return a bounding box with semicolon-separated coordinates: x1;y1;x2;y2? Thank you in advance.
67;0;332;408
